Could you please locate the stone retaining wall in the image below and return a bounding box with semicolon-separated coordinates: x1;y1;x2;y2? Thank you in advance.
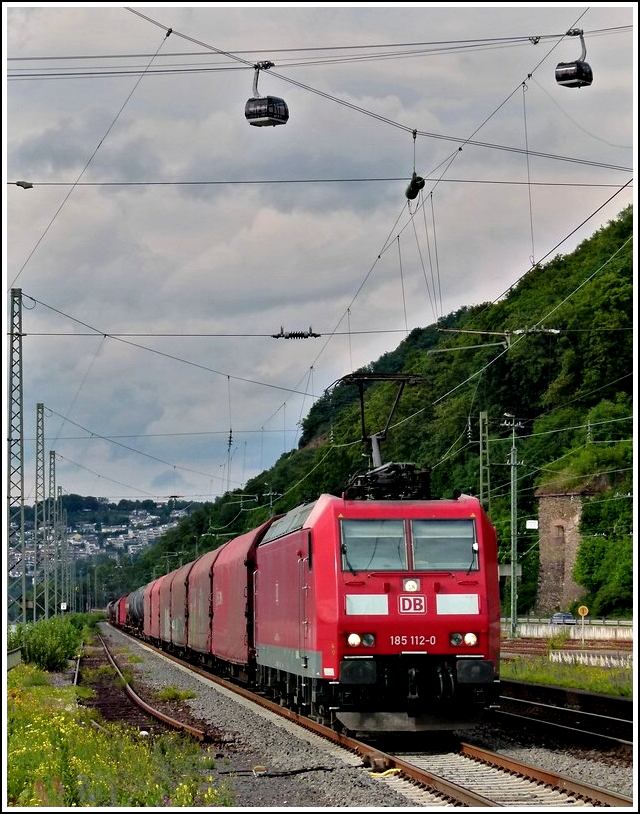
549;650;633;668
507;623;633;641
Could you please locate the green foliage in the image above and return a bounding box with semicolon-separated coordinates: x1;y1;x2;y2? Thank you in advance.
154;685;197;702
8;616;84;672
500;656;632;697
6;665;234;806
99;207;633;618
546;630;571;650
574;533;633;617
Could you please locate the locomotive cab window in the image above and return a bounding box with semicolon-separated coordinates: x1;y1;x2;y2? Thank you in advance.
411;519;478;571
340;519;407;571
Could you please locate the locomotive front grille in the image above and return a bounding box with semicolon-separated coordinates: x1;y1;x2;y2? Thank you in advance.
339;658;377;684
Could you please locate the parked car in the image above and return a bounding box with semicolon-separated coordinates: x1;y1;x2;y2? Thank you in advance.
550;612;576;625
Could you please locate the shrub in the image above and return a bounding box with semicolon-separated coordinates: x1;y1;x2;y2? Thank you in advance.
8;617;84;672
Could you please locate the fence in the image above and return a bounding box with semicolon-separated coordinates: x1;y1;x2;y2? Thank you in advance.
549;650;632;668
6;648;22;671
501;619;633;640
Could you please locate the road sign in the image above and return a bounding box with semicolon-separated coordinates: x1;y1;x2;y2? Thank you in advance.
578;605;589;617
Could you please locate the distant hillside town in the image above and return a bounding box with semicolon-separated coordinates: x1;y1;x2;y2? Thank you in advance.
9;501;193;583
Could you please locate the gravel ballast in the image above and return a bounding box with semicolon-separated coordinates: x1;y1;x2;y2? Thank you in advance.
99;624;634;807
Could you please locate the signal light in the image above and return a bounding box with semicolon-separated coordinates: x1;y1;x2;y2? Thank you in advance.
347;632;375;647
450;632;479;646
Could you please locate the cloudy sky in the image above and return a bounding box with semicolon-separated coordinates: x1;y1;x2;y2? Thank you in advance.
4;3;635;504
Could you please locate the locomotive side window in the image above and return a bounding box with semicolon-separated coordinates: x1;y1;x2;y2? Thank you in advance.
340;519;407;571
411;519;478;571
262;501;316;542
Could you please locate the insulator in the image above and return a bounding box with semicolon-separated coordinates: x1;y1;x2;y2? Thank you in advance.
405;172;425;200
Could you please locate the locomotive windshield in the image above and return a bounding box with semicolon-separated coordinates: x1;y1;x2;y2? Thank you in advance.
340;517;478;572
340;519;407;571
411;519;478;571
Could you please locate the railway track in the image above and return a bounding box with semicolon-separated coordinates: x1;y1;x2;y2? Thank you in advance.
77;635;212;740
493;686;633;748
380;743;634;807
95;626;633;807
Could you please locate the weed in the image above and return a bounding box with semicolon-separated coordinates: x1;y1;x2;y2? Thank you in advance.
6;663;234;807
81;665;116;682
546;631;570;651
155;686;197;702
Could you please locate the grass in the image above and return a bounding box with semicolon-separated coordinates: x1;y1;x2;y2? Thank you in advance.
155;685;197;702
500;657;633;697
6;663;235;807
80;664;116;681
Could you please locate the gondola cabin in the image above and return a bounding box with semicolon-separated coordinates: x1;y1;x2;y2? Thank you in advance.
555;29;593;88
245;95;289;127
555;60;593;88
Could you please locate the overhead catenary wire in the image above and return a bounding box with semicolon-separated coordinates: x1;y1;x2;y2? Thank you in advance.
46;410;239;489
8;178;631;187
7;25;631;75
8;9;632;501
520;79;537;265
106;10;634;171
20;294;324;399
9;26;175;290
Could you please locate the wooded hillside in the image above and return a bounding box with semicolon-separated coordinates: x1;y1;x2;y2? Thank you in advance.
132;206;633;617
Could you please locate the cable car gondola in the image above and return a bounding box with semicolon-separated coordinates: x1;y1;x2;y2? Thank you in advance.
555;29;593;88
245;61;289;127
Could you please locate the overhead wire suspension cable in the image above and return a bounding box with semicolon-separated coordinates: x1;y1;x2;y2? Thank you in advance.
9;26;174;290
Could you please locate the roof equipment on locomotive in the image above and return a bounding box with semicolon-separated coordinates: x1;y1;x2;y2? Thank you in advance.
245;61;289;127
555;29;593;88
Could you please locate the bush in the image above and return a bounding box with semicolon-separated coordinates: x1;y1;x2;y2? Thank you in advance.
7;616;84;672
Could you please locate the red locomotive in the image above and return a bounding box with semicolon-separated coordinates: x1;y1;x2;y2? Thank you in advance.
108;461;500;734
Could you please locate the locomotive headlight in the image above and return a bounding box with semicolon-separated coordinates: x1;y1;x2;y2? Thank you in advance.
346;632;375;647
463;632;478;646
449;632;463;646
403;578;420;592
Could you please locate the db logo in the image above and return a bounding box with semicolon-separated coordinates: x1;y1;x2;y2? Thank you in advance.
399;595;426;613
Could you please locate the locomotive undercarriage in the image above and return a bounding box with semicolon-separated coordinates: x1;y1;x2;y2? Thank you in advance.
256;655;497;733
114;622;496;734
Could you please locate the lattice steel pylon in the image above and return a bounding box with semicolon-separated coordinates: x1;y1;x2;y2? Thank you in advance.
59;486;70;612
35;403;47;619
8;289;27;624
49;450;59;615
